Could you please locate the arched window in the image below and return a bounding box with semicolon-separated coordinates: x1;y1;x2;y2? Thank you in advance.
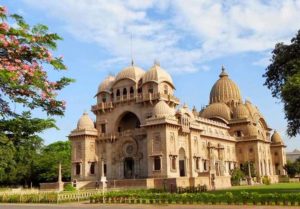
116;89;120;96
123;88;127;96
130;87;134;95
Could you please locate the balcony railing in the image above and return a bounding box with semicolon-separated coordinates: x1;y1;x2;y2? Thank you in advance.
98;128;146;140
92;93;180;112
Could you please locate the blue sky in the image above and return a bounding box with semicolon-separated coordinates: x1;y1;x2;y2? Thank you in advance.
3;0;300;151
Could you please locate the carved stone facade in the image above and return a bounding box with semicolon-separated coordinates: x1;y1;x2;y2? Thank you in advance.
69;64;286;190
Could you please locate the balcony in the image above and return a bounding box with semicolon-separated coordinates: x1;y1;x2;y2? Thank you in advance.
98;128;146;142
136;92;180;104
91;102;113;112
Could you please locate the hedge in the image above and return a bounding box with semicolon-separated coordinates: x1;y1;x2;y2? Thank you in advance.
90;191;300;206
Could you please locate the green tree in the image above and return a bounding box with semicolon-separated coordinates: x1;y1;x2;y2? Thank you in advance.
230;168;245;186
33;141;71;183
264;30;300;137
0;112;54;186
0;5;73;186
240;161;256;177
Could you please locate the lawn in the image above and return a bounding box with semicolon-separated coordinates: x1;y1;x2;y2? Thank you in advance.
210;183;300;194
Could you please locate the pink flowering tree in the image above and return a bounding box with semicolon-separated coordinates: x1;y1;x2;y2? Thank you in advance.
0;6;74;184
0;6;73;117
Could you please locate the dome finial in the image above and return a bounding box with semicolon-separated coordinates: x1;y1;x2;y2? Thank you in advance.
219;65;228;78
154;59;160;66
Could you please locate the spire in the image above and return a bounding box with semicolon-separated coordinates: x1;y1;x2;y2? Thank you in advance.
130;33;134;66
219;65;228;78
154;59;160;66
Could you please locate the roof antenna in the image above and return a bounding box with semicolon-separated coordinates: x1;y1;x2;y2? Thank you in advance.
130;33;134;66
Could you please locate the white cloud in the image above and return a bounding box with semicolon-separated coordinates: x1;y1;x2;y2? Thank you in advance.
22;0;300;73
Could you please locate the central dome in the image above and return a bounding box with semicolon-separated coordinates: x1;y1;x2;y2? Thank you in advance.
115;65;145;83
209;67;242;104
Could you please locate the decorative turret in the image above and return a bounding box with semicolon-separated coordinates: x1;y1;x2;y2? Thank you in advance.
271;131;284;144
76;112;95;130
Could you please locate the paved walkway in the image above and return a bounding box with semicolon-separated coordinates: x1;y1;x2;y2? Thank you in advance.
0;203;299;209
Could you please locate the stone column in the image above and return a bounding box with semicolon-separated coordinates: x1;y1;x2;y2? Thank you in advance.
58;162;64;192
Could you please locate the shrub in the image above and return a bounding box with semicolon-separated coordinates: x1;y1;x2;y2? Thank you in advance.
262;176;271;185
64;183;76;191
230;168;245;186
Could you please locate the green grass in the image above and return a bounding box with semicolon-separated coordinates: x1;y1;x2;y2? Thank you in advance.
210;183;300;194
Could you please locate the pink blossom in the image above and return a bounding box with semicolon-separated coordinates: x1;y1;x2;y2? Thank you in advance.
0;23;10;32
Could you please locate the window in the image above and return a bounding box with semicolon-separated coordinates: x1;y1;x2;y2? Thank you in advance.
274;152;278;156
130;87;134;95
148;84;153;93
195;158;199;170
101;124;106;133
116;89;120;96
75;163;81;175
90;162;95;175
171;157;176;170
104;164;107;176
249;147;253;153
236;131;242;137
123;88;127;96
203;160;207;171
154;156;161;171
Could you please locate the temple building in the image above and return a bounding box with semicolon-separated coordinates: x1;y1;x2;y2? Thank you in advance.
69;64;286;189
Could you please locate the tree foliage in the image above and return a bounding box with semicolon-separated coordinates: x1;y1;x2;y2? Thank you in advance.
264;30;300;137
240;161;256;177
0;6;73;117
33;141;71;183
284;159;300;178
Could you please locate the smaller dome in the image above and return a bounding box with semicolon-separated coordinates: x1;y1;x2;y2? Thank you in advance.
97;75;115;94
247;125;258;136
143;63;174;88
153;100;175;118
271;131;283;144
233;103;250;119
201;102;231;122
115;65;145;83
77;112;95;130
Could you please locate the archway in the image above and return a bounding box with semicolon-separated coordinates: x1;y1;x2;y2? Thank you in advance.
124;157;134;178
179;148;186;177
117;112;141;132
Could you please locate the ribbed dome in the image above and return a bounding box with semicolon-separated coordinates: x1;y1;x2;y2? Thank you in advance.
247;125;258;136
271;131;283;144
77;112;95;130
209;67;242;104
115;65;145;83
233;103;250;119
201;102;231;121
143;64;175;88
153;100;175;118
97;75;115;94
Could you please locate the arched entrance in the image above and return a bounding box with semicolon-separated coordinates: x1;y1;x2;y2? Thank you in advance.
117;112;141;132
179;148;186;177
124;157;134;178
